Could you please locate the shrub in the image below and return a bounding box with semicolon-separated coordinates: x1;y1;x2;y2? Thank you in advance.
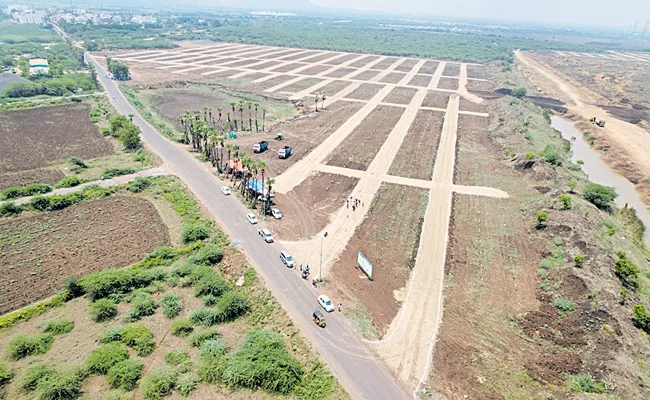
142;246;176;267
524;152;536;160
0;362;12;386
20;363;55;391
191;266;228;298
36;368;84;400
63;276;84;299
123;292;157;322
120;323;155;356
181;223;210;244
198;351;227;384
100;327;123;344
67;156;87;169
188;243;223;265
632;304;650;333
222;329;304;394
161;292;181;318
573;255;584;267
243;268;258;286
176;373;199;396
0;201;22;216
569;374;607;393
568;181;577;193
583;181;617;209
294;364;335;400
511;87;527;98
202;294;218;306
190;307;219;326
128;176;151;193
558;194;572;209
81;267;166;301
615;251;639;290
6;333;54;360
100;167;136;180
140;366;177;400
171;318;194;337
55;176;84;189
1;183;53;200
89;299;118;322
554;298;575;313
215;291;250;322
619;289;628;305
189;328;221;347
542;145;562;166
199;338;227;357
536;211;548;228
164;349;190;366
107;358;143;391
170;262;194;277
86;342;130;374
39;318;74;335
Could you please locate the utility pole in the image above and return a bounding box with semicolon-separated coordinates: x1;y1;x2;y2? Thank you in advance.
315;232;328;282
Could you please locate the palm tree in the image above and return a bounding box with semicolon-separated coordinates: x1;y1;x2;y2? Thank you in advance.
238;100;245;131
225;144;232;177
217;108;223;122
209;107;213;123
321;90;327;110
258;161;266;213
230;102;237;130
262;109;266;132
247;102;253;131
202;106;208;122
315;93;321;112
254;103;259;131
265;178;275;215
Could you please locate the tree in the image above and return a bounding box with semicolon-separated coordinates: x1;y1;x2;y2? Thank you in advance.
536;211;547;229
262;109;266;132
106;57;130;80
254;103;259;131
632;304;650;333
558;194;572;210
217;108;223;121
615;251;639;289
238;100;245;131
321;90;328;109
118;123;141;150
315;92;321;111
230;102;237;130
583;181;617;210
511;87;527;98
247;102;253;131
265;178;275;215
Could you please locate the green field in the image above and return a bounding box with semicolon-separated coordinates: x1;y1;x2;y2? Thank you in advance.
0;23;58;43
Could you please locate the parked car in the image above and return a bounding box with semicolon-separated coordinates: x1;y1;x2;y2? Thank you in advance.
271;208;282;219
318;295;335;312
312;310;326;327
279;250;295;268
258;228;274;243
221;186;231;195
246;213;258;224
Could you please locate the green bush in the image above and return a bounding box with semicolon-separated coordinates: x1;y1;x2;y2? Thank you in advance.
181;223;210;244
199;338;228;357
86;342;130;374
294;364;335;400
524;152;536;160
0;362;12;386
171;318;194;337
189;328;221;347
67;156;87;169
120;323;155;356
81;267;166;301
615;251;639;290
536;211;547;228
198;351;227;384
39;318;74;335
164;349;190;366
140;366;177;400
243;268;258;286
128;176;151;193
553;298;574;313
100;327;123;344
6;333;54;360
188;243;223;265
20;363;56;391
190;307;219;326
89;299;118;322
1;183;52;200
107;358;143;391
574;255;584;267
632;304;650;333
170;262;194;277
569;374;607;393
123;292;157;322
203;294;218;306
100;167;136;180
583;181;618;210
141;246;177;268
191;266;228;298
222;329;304;394
36;368;84;400
216;291;250;322
542;145;562;166
63;276;84;299
161;292;181;318
558;194;572;210
176;373;199;396
55;176;84;189
511;87;527;98
0;201;22;216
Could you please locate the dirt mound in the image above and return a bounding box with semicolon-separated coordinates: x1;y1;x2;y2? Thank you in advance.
525;352;581;384
509;155;556;182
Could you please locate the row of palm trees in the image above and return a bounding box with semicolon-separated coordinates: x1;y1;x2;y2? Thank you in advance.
189;99;266;133
314;90;328;112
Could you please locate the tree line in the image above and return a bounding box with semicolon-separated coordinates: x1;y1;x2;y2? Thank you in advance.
106;57;130;80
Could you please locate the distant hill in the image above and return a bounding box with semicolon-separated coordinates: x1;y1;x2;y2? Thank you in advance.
0;72;29;93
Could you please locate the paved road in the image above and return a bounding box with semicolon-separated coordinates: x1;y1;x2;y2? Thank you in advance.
86;53;409;400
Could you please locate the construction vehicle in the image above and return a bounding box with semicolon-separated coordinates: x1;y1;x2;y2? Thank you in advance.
589;116;606;127
278;145;292;159
253;141;268;153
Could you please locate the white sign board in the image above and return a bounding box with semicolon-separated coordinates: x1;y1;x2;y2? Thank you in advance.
357;251;373;280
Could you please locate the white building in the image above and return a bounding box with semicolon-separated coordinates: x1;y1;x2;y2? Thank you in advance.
17;12;42;24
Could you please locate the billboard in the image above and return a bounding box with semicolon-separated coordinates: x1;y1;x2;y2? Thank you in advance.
357;251;373;280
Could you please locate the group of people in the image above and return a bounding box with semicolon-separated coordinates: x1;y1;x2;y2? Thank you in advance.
346;197;363;215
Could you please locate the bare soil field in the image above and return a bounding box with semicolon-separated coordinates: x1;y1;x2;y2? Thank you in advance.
266;172;359;241
344;83;385;100
331;183;428;332
422;91;450;108
379;72;406;84
312;80;354;97
388;110;444;180
0;169;65;191
325;67;356;78
325;105;404;171
300;52;339;63
259;49;298;59
407;74;432;87
418;61;439;75
350;70;380;81
323;53;359;65
243;75;298;92
246;60;282;70
279;77;326;93
221;58;261;68
459;98;487;113
272;62;304;73
443;63;461;77
383;87;418;105
373;57;399;70
279;50;320;61
466;79;494;92
202;69;241;78
349;55;379;68
0;196;169;315
0;104;112;175
300;64;332;75
467;65;488;79
438;77;459;90
395;59;418;73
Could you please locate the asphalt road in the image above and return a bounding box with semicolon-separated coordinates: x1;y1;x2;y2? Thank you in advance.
87;53;409;400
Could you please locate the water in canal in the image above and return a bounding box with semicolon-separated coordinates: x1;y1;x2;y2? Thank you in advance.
551;116;650;246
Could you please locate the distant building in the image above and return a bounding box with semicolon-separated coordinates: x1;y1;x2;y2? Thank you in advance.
29;58;49;75
17;12;42;24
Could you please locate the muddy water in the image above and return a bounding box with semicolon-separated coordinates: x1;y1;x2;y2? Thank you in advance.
551;116;650;245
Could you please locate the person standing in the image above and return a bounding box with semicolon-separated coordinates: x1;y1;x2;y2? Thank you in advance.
337;303;342;312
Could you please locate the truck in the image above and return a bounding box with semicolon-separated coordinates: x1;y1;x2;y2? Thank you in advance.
253;141;268;153
589;117;606;127
278;145;292;159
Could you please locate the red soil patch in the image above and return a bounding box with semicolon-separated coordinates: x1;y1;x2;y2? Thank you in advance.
260;50;298;59
467;80;494;92
250;75;295;90
467;65;488;79
422;91;450;108
221;58;262;68
278;50;319;61
438;77;459;90
344;83;385;100
332;183;428;332
0;196;170;315
407;74;432;87
247;60;282;70
379;72;406;83
325;105;404;171
310;80;354;97
383;87;418;105
389;109;444;180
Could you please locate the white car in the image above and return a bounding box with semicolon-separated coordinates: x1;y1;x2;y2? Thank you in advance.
221;186;231;195
271;208;282;219
318;295;335;313
279;251;295;268
258;228;274;243
246;213;258;224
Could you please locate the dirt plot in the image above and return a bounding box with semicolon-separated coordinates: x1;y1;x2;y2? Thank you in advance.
311;80;354;97
300;64;332;75
260;49;297;59
241;101;366;177
407;74;432;87
383;87;418;105
246;60;282;70
373;57;399;70
266;172;359;241
379;72;406;84
202;69;242;78
418;61;439;75
389;110;444;180
332;183;428;332
443;63;461;76
326;67;357;78
249;74;296;91
279;51;321;61
220;58;262;68
438;77;459;90
300;52;340;63
233;48;278;58
344;83;385;100
459;98;487;113
323;53;360;65
0;104;112;174
467;65;488;79
395;59;419;73
325;105;404;170
349;55;379;68
0;196;169;315
0;169;64;191
195;57;237;65
279;77;325;93
466;79;494;92
422;91;450;108
272;62;304;73
350;70;380;81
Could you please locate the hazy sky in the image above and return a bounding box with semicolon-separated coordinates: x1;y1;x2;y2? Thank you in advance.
311;0;650;27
